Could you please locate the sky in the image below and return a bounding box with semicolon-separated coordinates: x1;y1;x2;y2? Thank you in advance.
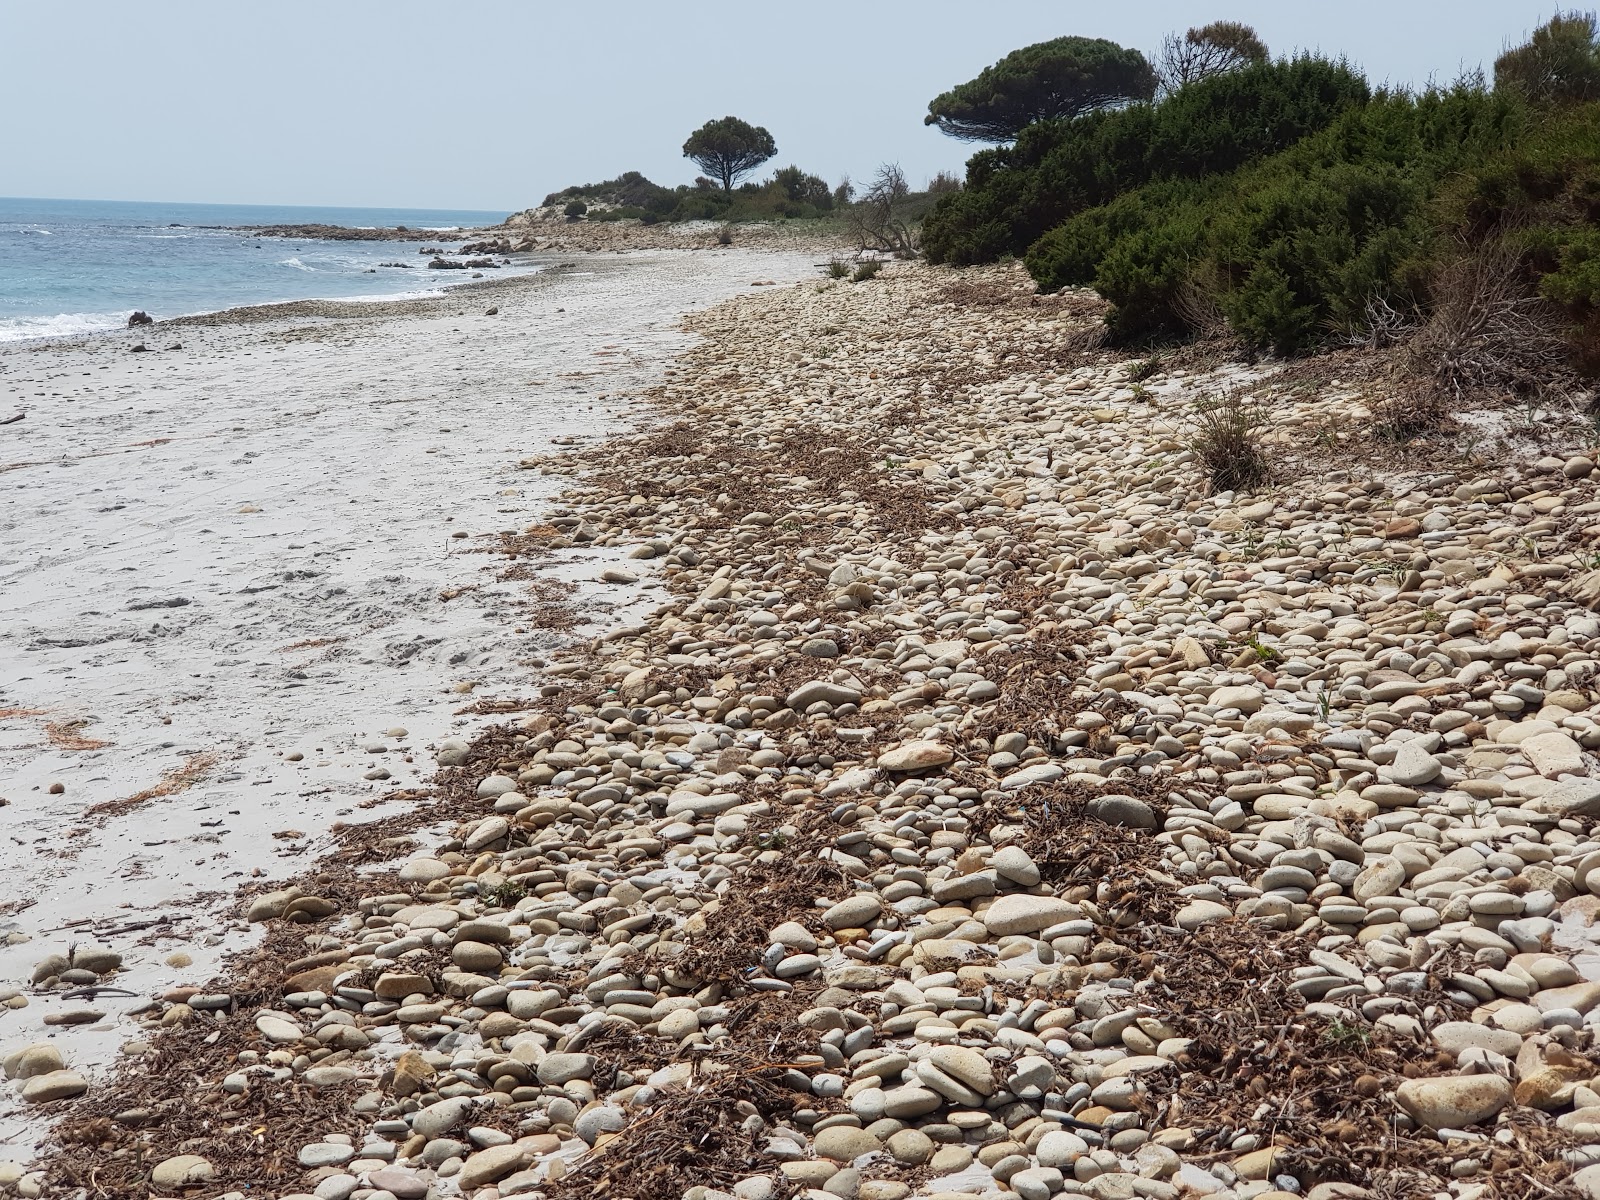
0;1;1568;216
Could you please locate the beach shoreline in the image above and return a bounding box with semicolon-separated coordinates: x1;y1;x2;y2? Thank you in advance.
0;245;826;1164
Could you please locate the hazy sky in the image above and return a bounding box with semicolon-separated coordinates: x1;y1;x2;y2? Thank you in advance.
2;1;1564;215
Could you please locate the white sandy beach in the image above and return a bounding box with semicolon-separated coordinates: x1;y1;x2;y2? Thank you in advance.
0;247;820;1160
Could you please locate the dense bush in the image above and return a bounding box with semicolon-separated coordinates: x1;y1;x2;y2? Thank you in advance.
924;36;1157;142
922;55;1371;266
544;171;678;217
934;15;1600;376
542;166;838;224
1025;86;1544;353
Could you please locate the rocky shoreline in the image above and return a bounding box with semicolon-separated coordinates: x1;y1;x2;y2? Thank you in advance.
9;260;1600;1200
227;225;476;243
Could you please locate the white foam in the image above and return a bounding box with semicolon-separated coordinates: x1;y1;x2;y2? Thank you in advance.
278;256;313;271
0;311;127;343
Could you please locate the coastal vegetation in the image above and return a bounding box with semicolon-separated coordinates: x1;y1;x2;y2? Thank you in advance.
680;116;778;193
922;35;1158;142
921;13;1600;389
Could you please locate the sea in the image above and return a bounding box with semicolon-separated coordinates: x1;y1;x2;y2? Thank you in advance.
0;196;516;343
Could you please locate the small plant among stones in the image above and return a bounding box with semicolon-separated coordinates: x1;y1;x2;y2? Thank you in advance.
477;879;527;908
824;258;851;279
1127;353;1164;382
1321;1018;1373;1050
1190;391;1268;493
852;259;884;282
1237;633;1283;664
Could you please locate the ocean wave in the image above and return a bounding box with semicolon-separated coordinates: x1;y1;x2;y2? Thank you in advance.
278;257;314;271
0;311;127;343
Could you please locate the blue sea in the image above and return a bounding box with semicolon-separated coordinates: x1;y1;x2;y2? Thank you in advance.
0;197;515;342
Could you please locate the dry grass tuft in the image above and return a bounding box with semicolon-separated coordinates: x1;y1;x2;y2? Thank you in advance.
1191;391;1270;492
1405;234;1571;404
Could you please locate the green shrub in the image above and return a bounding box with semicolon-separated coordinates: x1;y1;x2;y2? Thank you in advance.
563;199;587;220
1495;12;1600;104
853;259;884;281
924;55;1370;266
824;258;851;279
1020;82;1539;354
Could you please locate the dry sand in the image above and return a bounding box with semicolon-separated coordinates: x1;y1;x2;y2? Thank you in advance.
0;247;822;1160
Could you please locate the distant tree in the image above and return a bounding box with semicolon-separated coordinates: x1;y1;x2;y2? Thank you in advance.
833;176;856;208
563;199;587;220
927;170;964;195
682;117;778;192
925;36;1157;142
771;165;834;209
1495;12;1600;103
1156;21;1268;93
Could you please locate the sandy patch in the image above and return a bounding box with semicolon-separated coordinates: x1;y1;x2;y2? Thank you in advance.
0;247;821;1159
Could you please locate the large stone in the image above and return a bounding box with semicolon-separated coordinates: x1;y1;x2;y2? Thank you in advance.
298;1143;355;1168
464;816;511;851
1430;1022;1521;1059
2;1043;63;1081
1210;685;1264;715
245;887;300;922
886;1128;935;1164
1386;742;1441;787
1087;794;1157;830
398;858;453;884
814;1125;883;1161
150;1155;215;1189
877;742;953;772
375;972;433;1000
255;1013;303;1043
71;945;122;974
1523;731;1586;778
992;845;1040;886
929;1045;995;1095
1036;1130;1090;1168
458;1144;525;1188
786;681;862;710
1175;899;1231;930
881;1085;942;1118
411;1096;473;1138
1531;781;1600;818
768;921;817;951
1396;1074;1511;1129
982;894;1078;936
367;1170;429;1200
1352;857;1405;903
822;894;883;929
452;941;503;972
536;1052;597;1084
1534;980;1600;1015
574;1104;628;1145
19;1070;87;1103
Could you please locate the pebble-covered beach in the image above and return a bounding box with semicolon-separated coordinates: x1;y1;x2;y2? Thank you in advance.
8;250;1600;1200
